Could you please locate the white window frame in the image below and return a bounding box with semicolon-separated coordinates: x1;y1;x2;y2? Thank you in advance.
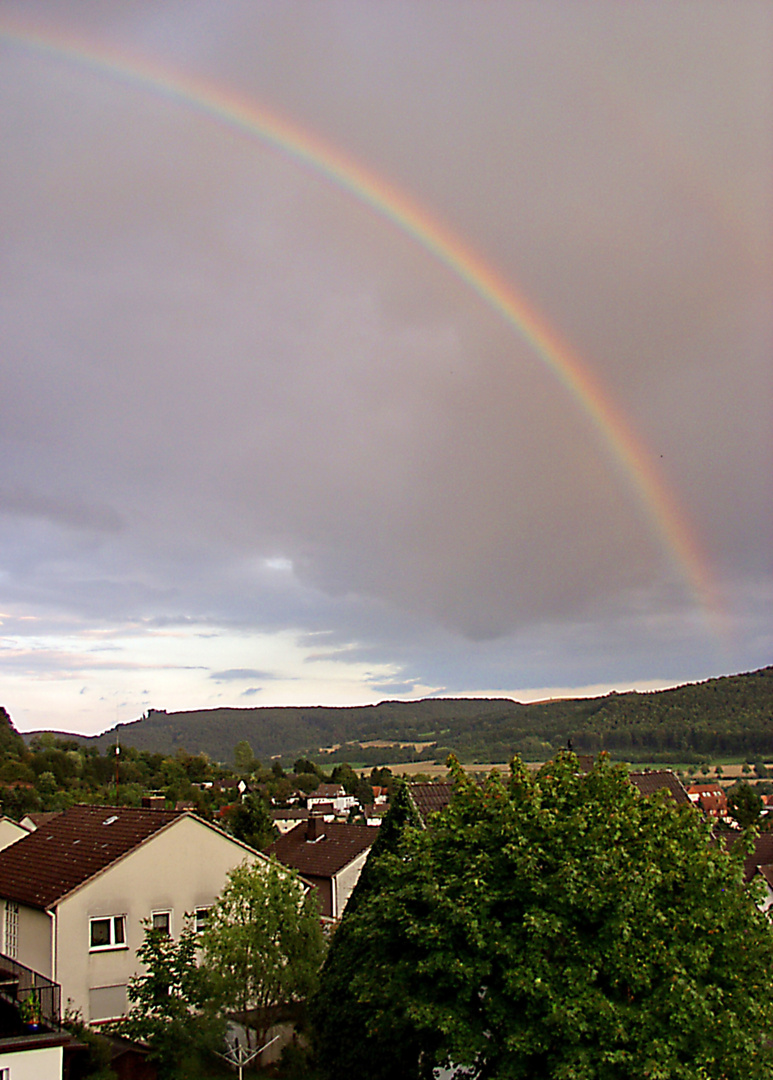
89;915;127;952
151;909;172;936
194;906;210;934
4;901;19;959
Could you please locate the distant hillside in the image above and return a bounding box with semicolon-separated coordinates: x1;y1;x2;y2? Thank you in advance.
20;666;773;767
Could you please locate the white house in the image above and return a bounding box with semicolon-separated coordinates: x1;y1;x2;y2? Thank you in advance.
0;804;266;1024
306;784;357;816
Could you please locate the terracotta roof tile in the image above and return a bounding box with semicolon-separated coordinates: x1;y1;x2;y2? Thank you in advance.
0;804;183;909
268;820;378;879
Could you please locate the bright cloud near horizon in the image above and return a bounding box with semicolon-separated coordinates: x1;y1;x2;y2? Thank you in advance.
1;1;771;736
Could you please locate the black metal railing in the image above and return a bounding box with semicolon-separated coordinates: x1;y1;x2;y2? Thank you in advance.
0;952;61;1028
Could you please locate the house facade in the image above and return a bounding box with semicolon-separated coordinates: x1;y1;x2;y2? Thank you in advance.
0;804;265;1024
269;817;379;919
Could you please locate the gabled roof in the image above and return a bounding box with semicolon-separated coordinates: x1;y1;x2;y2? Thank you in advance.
629;770;691;805
268;820;379;879
309;784;346;799
0;804;183;909
408;782;454;826
739;831;773;883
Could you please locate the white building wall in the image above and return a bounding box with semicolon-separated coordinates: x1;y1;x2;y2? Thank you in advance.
333;847;372;918
52;816;264;1022
0;1044;63;1080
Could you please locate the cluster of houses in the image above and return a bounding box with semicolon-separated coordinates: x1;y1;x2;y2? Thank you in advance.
2;765;773;1077
0;789;384;1077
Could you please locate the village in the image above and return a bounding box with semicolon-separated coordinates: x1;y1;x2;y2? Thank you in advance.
2;736;773;1078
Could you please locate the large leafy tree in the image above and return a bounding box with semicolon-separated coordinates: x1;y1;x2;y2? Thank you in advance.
313;754;773;1080
201;858;325;1049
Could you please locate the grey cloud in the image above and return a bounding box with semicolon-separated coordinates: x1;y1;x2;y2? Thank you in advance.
0;488;124;534
0;0;769;713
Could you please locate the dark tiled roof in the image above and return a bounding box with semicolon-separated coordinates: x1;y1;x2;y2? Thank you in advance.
408;782;454;825
758;865;773;890
739;832;773;883
629;770;691;805
21;812;61;830
268;820;379;879
0;804;183;909
309;784;346;799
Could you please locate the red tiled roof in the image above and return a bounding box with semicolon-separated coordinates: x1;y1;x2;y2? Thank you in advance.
687;784;724;797
0;804;183;909
268;820;379;879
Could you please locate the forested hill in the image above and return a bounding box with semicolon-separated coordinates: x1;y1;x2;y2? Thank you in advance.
21;666;773;767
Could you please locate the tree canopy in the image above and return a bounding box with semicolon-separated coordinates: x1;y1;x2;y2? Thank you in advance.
312;754;773;1080
201;858;325;1049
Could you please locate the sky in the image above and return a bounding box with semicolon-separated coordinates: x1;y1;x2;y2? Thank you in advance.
0;1;771;736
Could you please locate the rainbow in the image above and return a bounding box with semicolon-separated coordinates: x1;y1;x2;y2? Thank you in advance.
0;20;726;636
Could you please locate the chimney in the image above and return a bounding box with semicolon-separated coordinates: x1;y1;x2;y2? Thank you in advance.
305;814;325;842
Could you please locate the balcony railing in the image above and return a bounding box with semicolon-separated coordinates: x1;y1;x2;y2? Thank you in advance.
0;952;61;1028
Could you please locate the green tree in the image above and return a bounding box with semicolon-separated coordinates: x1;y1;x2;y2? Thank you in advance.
331;762;358;794
201;859;325;1049
313;754;773;1080
727;782;764;829
111;921;224;1079
234;740;257;774
227;792;276;850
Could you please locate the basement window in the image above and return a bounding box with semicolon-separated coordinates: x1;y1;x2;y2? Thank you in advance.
90;915;127;951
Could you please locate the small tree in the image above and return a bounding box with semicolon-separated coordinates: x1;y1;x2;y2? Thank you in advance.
201;859;325;1049
110;921;224;1079
728;782;764;829
234;740;257;774
227;792;276;851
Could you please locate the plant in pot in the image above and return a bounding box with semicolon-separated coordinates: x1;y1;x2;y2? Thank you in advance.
19;989;42;1030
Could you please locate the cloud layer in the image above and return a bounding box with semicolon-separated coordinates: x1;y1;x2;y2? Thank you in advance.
0;1;770;733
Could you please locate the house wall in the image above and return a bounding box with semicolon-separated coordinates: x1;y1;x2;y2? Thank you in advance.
333;847;372;918
3;903;53;978
0;819;28;852
53;816;263;1022
0;1043;63;1079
